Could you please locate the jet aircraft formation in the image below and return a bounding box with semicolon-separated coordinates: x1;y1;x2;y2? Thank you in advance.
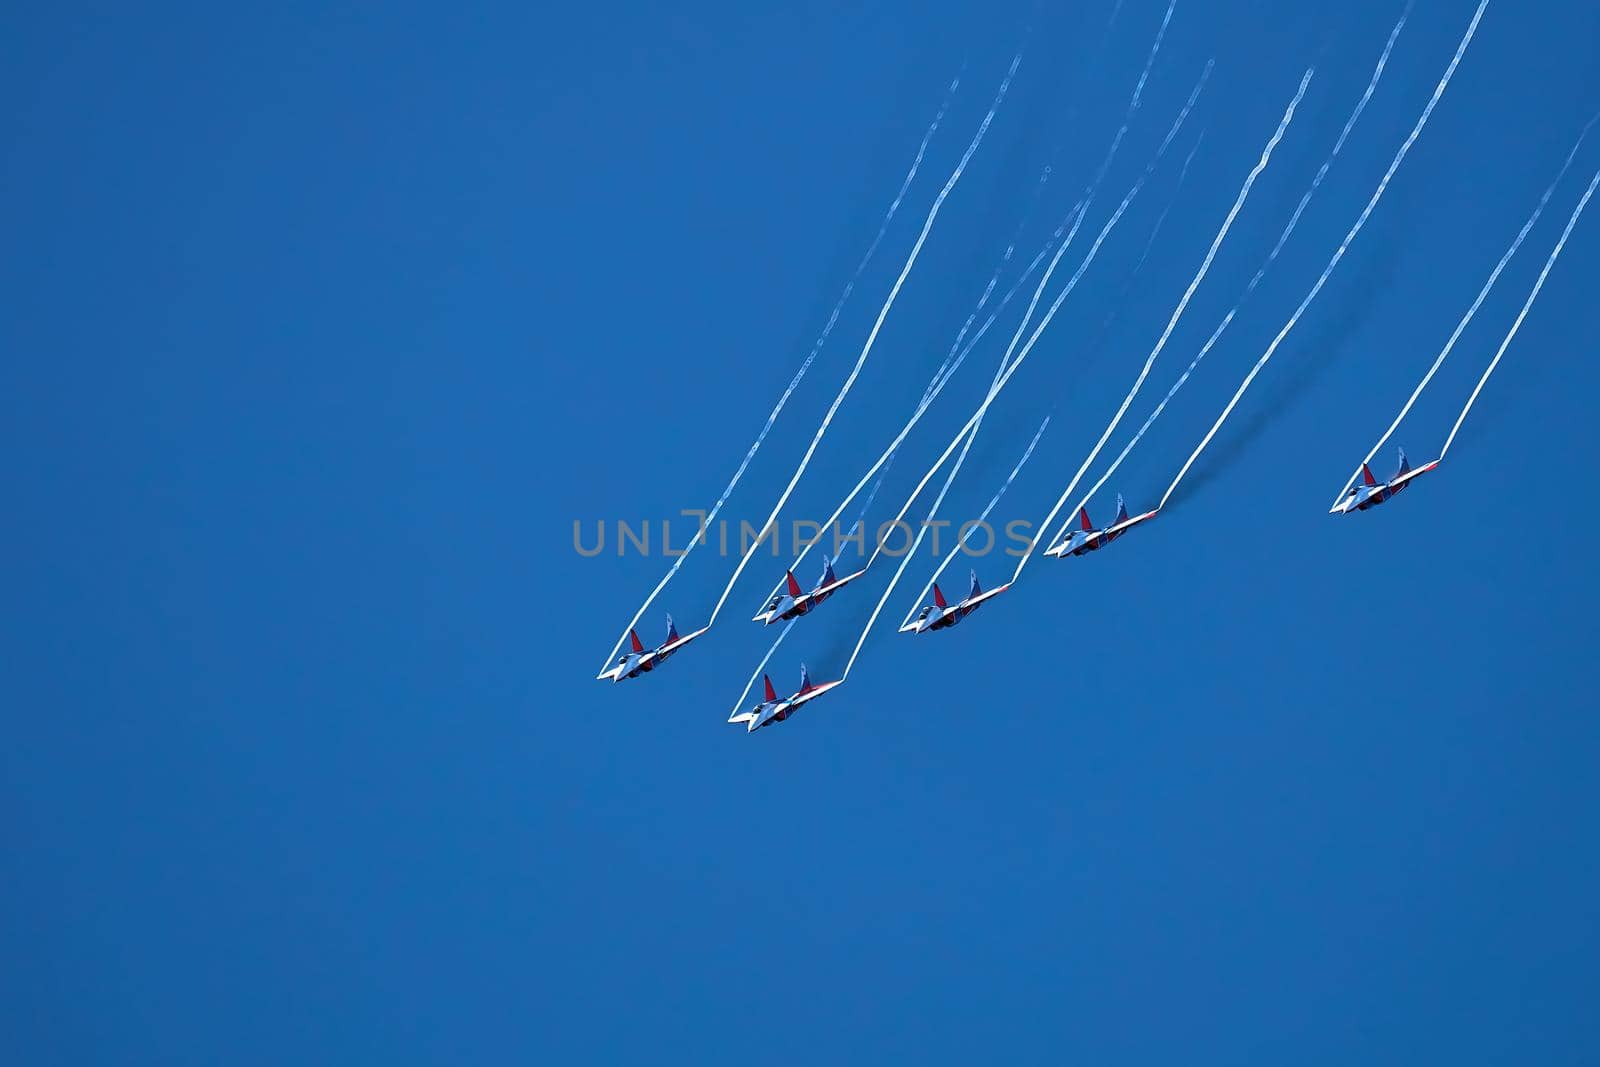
592;0;1597;734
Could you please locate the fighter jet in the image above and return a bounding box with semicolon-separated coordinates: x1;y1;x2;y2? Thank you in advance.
899;570;1010;634
1044;494;1157;557
596;614;709;682
1329;448;1439;515
727;664;843;732
753;555;868;625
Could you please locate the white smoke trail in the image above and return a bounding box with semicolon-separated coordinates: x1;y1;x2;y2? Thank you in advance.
1086;0;1179;197
860;413;996;665
1027;0;1176;239
862;64;1210;581
958;12;1203;445
903;417;1052;629
596;75;962;674
839;71;1210;677
845;413;1050;679
1134;129;1206;275
1333;112;1598;502
729;618;796;718
998;0;1180;356
1016;69;1314;580
745;314;1023;708
1073;127;1209;383
904;184;1159;612
768;222;1069;608
706;54;1023;628
904;136;1202;603
1042;8;1409;546
732;501;877;714
877;302;1027;596
908;303;1029;562
1129;0;1175;111
1160;0;1489;511
1439;168;1599;458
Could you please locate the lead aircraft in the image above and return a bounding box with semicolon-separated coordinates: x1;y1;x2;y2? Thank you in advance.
1329;448;1439;514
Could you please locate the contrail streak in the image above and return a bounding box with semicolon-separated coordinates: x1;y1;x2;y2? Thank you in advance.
1028;0;1177;240
1134;129;1206;275
839;70;1209;677
1129;0;1176;111
1088;0;1179;196
864;64;1209;580
1333;111;1598;502
772;224;1067;602
1072;127;1208;389
1017;69;1313;579
729;618;796;718
846;414;1050;679
1439;168;1599;458
857;316;1024;651
902;417;1051;629
1160;0;1489;511
596;75;962;674
1004;0;1180;349
706;54;1022;628
1049;7;1409;541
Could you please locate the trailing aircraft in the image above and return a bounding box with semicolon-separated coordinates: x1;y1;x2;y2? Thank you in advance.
596;614;709;682
728;664;843;732
899;570;1010;634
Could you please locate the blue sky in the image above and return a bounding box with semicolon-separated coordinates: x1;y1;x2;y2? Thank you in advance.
5;1;1600;1063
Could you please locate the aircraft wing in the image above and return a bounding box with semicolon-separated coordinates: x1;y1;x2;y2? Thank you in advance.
814;566;869;598
1389;458;1440;491
962;582;1012;610
657;625;711;657
1328;488;1368;514
596;652;653;681
1104;509;1158;538
728;706;759;725
786;679;842;709
1046;530;1098;556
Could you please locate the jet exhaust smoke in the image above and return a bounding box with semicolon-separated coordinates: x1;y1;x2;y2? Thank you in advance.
1159;0;1490;511
1016;68;1314;581
596;73;963;674
1439;168;1600;459
1334;108;1599;501
705;53;1023;630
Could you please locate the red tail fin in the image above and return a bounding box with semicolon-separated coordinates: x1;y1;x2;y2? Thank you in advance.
932;583;947;609
628;629;645;653
1361;463;1378;487
1079;506;1094;532
762;674;777;702
785;570;803;597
